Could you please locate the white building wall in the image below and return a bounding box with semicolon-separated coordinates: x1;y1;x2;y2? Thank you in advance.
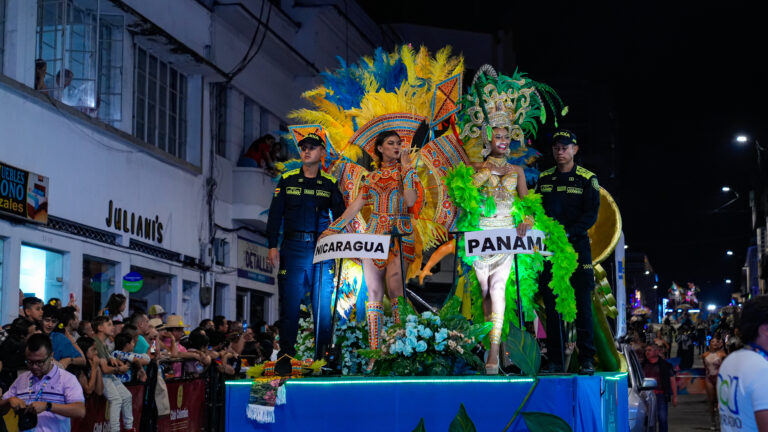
1;0;390;326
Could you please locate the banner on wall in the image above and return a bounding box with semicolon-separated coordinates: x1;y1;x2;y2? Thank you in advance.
0;160;49;224
237;237;276;284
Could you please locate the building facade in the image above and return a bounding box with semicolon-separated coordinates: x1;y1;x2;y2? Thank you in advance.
0;0;392;326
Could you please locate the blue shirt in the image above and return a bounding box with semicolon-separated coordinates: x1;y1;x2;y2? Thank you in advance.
134;335;149;355
50;332;82;362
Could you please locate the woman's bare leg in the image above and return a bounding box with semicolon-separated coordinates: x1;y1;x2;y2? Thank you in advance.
485;259;513;374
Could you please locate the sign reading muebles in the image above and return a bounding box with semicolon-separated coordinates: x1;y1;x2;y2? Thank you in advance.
313;233;390;263
0;161;49;224
463;228;552;257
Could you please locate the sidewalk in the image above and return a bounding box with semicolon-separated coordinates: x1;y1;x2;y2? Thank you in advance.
669;393;717;431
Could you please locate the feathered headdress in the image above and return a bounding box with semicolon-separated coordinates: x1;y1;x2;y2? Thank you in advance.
459;65;567;178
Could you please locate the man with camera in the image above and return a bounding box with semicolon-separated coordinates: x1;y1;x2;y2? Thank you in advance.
1;333;85;431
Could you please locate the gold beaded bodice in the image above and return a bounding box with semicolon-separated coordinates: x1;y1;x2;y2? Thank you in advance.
472;156;518;229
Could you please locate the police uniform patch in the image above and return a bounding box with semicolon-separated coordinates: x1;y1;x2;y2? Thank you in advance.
274;187;281;197
591;177;599;191
316;190;331;198
286;187;301;195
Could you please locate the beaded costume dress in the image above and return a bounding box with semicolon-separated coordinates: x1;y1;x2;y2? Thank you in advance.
360;160;418;269
472;156;522;274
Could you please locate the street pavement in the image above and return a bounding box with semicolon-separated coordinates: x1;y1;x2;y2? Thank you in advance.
669;393;717;431
668;349;717;431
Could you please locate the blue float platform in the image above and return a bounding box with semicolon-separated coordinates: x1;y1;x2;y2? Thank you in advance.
225;373;628;431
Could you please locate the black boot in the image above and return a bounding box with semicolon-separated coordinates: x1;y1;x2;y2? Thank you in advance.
578;359;595;375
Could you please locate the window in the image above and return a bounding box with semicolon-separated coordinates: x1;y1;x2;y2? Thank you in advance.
81;256;115;321
236;288;267;325
133;45;187;159
20;244;64;302
127;266;172;315
211;82;227;157
97;13;123;123
1;0;6;73
35;0;124;120
214;282;227;316
243;96;260;155
0;238;4;311
182;280;200;330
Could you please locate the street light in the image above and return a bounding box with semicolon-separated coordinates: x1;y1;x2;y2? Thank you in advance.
721;186;731;192
707;304;717;311
653;284;658;289
736;135;749;143
644;270;650;275
727;250;734;256
624;245;628;249
726;279;732;284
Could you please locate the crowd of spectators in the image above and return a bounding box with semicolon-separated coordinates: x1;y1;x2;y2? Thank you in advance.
0;292;281;431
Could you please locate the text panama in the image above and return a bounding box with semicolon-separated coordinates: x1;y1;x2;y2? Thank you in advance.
465;232;549;256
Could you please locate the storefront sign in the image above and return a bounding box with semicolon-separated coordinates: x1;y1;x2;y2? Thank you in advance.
313;233;390;263
463;229;552;257
105;199;164;243
0;161;49;223
123;271;144;293
238;237;275;284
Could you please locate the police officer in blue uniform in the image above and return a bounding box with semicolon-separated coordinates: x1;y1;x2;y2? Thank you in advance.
267;133;346;360
536;129;600;374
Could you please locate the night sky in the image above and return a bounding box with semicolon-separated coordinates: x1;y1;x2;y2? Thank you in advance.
358;2;766;305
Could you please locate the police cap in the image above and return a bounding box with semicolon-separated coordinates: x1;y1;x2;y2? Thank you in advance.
298;133;325;149
552;129;577;146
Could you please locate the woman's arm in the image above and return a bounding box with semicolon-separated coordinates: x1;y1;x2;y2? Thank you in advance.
322;194;366;236
515;165;529;198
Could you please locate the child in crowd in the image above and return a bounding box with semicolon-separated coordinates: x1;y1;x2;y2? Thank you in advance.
69;336;104;396
22;297;44;323
112;333;150;383
92;316;135;432
77;320;95;339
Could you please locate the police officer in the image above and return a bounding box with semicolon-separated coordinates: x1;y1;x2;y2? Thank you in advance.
537;129;600;374
266;133;346;360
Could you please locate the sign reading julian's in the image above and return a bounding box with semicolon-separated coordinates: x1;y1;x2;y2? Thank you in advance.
313;233;390;264
464;228;552;257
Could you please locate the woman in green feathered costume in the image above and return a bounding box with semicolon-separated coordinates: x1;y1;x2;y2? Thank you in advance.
446;65;578;374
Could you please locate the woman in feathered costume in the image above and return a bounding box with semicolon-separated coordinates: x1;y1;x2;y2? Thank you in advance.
321;129;418;368
446;65;578;374
291;46;469;364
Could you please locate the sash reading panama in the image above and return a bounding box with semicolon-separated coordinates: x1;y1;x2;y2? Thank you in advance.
313;234;391;263
464;228;552;257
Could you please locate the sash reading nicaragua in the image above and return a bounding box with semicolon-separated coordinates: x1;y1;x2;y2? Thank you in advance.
464;229;553;257
313;233;390;263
